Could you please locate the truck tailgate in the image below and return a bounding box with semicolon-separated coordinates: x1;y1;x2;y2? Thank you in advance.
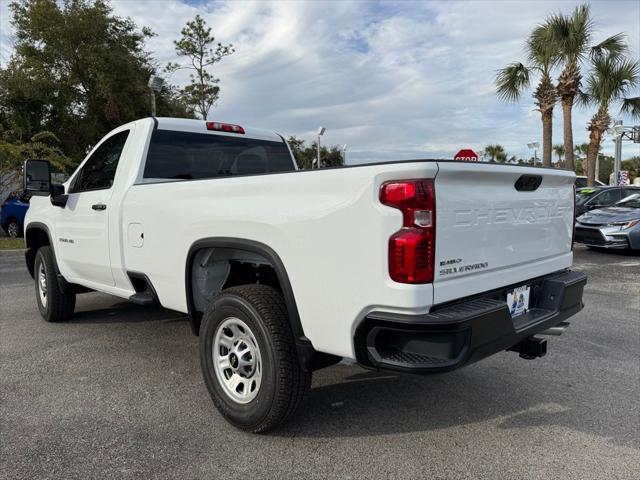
433;161;575;305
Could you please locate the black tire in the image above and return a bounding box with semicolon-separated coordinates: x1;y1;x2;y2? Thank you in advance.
34;246;76;322
199;284;311;433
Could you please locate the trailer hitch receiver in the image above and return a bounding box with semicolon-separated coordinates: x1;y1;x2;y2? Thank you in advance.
507;336;547;360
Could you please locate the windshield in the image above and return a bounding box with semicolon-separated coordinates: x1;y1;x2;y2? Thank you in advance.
576;188;599;205
616;194;640;209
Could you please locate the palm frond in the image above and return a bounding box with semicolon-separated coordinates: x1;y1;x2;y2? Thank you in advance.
495;63;531;102
586;56;639;107
527;25;559;70
620;97;640;119
575;88;592;108
545;4;593;63
567;4;593;62
591;33;627;62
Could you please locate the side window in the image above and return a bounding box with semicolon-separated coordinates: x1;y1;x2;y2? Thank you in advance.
70;130;130;193
589;189;620;205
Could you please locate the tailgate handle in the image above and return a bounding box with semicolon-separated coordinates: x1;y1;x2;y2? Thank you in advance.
514;175;542;192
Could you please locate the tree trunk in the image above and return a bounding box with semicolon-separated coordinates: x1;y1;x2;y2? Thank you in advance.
556;62;580;171
561;99;574;171
586;128;601;186
541;109;553;167
586;106;611;186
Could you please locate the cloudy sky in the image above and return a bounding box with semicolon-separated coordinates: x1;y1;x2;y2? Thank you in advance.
1;0;639;163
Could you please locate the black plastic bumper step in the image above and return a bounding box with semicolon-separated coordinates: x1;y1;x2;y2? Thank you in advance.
129;291;155;306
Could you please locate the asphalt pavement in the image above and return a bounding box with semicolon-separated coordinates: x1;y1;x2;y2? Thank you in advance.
1;246;639;479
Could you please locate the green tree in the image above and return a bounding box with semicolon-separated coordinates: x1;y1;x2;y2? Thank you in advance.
544;5;592;171
0;0;190;165
167;15;234;119
287;136;344;170
496;24;558;166
573;142;590;176
553;144;565;163
574;142;589;159
544;5;624;172
0;130;73;194
584;48;639;186
596;155;614;184
484;144;506;162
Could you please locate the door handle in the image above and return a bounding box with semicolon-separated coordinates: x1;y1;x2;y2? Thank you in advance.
92;203;107;211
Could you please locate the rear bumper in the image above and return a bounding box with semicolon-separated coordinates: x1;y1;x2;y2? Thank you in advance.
354;269;587;374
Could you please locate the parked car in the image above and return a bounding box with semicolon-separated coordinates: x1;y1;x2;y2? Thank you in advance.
1;191;30;238
575;186;640;217
575;176;605;188
22;118;586;432
575;193;640;250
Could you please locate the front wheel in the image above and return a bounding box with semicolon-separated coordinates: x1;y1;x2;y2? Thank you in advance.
199;284;311;433
34;246;76;322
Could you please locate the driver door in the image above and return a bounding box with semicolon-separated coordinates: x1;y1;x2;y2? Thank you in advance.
55;130;130;287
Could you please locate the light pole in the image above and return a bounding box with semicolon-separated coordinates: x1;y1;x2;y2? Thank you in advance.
316;126;326;169
527;142;539;164
607;120;624;185
148;75;165;117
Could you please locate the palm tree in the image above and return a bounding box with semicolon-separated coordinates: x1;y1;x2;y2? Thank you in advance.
584;51;639;185
553;144;565;163
496;25;557;166
574;142;589;176
484;144;506;162
544;5;591;171
546;5;628;172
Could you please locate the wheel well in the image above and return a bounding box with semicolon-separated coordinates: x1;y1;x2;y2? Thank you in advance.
189;246;282;332
25;226;51;278
186;239;341;372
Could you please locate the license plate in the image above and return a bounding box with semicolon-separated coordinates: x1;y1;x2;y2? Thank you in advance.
507;285;530;317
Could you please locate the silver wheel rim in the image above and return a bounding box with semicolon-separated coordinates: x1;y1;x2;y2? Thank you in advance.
7;222;18;238
213;317;262;404
38;262;47;308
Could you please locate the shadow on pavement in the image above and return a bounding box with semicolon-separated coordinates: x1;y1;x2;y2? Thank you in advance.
269;365;636;449
68;299;187;325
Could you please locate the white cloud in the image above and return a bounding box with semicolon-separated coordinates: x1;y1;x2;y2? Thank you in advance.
2;0;639;162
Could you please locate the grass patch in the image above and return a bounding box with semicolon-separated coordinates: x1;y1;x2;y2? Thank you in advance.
0;236;25;250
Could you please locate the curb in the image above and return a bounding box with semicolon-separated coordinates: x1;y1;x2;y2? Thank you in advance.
0;249;26;257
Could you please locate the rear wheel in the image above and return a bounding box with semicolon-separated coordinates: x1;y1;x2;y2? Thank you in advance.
199;284;311;433
34;246;76;322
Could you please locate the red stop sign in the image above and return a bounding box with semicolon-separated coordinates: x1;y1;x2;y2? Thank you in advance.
454;149;478;161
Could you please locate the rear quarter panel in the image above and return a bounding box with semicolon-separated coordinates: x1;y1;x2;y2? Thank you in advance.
122;162;438;358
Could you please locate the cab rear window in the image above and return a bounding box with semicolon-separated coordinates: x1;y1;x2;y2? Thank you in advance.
143;130;295;180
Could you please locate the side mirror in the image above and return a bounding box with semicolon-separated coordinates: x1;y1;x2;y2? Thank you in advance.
50;184;68;208
23;159;52;196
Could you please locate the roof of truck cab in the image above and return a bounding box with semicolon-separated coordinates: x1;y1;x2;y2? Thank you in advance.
153;117;284;142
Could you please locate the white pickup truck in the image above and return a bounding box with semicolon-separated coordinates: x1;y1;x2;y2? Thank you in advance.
23;117;586;432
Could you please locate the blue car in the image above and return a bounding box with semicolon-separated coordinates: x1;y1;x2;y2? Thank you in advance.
575;193;640;251
1;191;30;238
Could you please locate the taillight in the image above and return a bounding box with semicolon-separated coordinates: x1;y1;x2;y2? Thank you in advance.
206;122;245;134
380;179;435;284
